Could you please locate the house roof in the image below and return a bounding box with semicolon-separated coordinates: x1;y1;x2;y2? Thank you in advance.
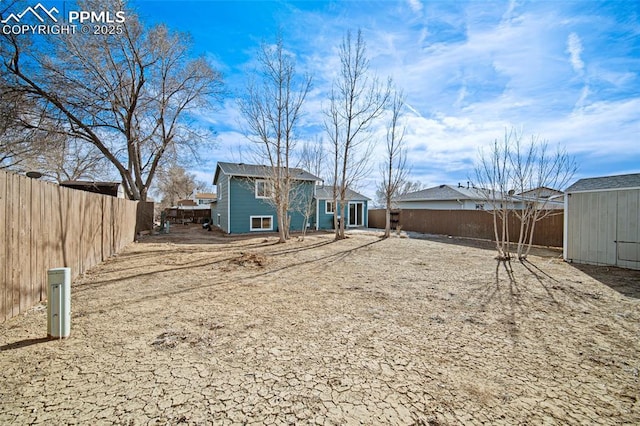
566;173;640;193
395;184;489;202
195;192;216;199
315;185;370;201
214;162;321;184
517;186;563;198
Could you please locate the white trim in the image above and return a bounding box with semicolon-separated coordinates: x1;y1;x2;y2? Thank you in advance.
250;215;273;231
567;186;640;195
315;198;319;230
348;201;365;227
255;179;272;199
325;200;335;214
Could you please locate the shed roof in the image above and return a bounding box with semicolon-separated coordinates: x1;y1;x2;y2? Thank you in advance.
214;162;321;184
566;173;640;193
315;185;370;201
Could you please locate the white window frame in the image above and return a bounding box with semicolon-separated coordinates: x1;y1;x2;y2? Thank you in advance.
348;201;364;226
255;180;273;199
325;200;335;214
250;215;273;231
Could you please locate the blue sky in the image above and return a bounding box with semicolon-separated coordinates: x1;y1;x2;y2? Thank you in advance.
135;1;639;195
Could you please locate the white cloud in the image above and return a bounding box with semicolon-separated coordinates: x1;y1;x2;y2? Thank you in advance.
567;32;584;74
199;0;639;194
407;0;423;15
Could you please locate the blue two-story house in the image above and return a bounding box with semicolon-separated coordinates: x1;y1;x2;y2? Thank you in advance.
212;162;370;234
212;162;321;234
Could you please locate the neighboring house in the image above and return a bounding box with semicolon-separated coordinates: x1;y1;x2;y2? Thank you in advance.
212;162;321;234
564;173;640;270
164;193;217;224
60;181;125;198
314;185;370;230
395;183;563;211
395;184;504;210
515;186;564;210
195;192;217;205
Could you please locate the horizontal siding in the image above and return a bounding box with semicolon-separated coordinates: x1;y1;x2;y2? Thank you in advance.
289;181;315;231
213;175;229;232
317;200;368;230
229;177;275;233
228;178;315;234
317;199;336;230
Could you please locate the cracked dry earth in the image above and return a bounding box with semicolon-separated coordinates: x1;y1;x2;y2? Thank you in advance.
1;226;639;425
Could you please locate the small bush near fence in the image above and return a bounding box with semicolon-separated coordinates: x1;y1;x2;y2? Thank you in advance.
368;208;563;247
0;170;148;322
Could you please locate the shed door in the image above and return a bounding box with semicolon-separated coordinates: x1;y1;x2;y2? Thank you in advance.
616;190;640;269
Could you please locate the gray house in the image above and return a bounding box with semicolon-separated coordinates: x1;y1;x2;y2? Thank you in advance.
395;184;561;211
564;173;640;270
395;184;507;210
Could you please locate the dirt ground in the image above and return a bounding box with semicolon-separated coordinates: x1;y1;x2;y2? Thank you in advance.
1;225;639;425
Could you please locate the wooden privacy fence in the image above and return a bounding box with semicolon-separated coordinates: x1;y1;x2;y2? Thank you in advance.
1;170;144;322
369;208;564;248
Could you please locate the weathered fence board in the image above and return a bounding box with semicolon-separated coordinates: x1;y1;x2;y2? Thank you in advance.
0;170;147;322
369;208;564;248
0;172;6;322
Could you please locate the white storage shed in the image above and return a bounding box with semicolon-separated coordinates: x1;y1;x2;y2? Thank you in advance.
564;173;640;270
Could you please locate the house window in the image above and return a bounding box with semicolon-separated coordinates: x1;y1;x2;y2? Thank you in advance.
475;203;484;210
250;215;273;231
217;214;221;226
255;180;273;199
326;201;335;214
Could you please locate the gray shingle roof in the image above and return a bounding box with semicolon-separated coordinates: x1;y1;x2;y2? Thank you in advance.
214;162;321;184
566;173;640;193
395;184;489;202
315;185;370;201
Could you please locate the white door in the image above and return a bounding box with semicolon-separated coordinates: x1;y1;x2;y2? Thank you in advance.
348;202;364;227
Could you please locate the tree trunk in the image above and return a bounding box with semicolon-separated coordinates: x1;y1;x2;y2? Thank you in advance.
384;197;391;238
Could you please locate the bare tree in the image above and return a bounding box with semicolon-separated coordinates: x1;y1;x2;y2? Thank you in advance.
324;29;391;240
155;165;204;208
378;89;408;238
475;132;513;260
0;81;55;171
474;128;576;260
0;0;223;200
239;35;312;243
300;135;326;180
293;135;326;240
508;134;576;259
